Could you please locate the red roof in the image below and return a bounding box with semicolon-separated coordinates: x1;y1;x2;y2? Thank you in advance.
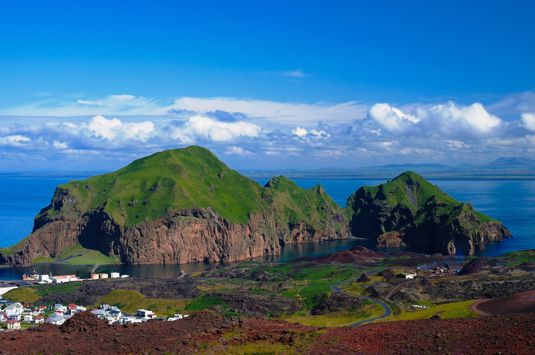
68;304;77;309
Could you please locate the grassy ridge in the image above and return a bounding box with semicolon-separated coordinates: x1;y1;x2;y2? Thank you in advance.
48;146;266;226
39;146;346;232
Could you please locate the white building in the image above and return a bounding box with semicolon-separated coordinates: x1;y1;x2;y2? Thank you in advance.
4;303;24;318
136;309;155;320
52;275;80;284
47;314;69;325
6;319;21;330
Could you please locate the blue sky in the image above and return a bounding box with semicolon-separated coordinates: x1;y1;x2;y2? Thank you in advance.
0;1;534;171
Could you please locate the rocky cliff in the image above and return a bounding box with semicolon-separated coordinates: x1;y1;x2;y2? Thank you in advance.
346;171;511;255
0;146;348;266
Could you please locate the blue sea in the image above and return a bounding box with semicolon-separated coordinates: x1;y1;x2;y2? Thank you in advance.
0;175;534;279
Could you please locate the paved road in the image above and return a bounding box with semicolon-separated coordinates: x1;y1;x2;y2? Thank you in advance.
330;275;393;326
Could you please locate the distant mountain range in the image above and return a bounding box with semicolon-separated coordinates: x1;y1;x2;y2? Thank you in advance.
244;157;535;180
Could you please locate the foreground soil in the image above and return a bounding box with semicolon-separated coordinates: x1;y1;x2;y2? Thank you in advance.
0;312;534;354
474;290;535;315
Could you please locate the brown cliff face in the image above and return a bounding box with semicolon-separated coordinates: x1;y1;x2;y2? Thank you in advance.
1;197;348;266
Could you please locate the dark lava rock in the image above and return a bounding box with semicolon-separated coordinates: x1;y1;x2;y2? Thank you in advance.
60;312;109;333
311;293;363;315
357;273;371;282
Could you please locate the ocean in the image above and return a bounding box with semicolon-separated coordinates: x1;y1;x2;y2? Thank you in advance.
0;175;534;265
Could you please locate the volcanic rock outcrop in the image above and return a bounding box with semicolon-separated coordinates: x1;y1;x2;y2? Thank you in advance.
0;146;348;266
346;171;511;255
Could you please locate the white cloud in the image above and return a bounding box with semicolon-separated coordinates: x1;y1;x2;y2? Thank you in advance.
0;135;31;146
368;103;420;133
224;146;253;156
281;69;307;78
88;115;155;141
429;102;501;134
169;115;261;143
52;141;68;150
291;127;308;137
169;97;367;125
521;113;535;131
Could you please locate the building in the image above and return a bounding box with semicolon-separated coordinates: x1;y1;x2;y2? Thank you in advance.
136;309;155;320
34;315;45;324
110;272;120;278
47;314;69;326
38;274;52;284
6;319;21;330
398;272;417;279
4;303;24;318
52;275;80;284
23;314;33;322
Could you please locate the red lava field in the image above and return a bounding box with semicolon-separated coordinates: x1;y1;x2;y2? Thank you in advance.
474;290;535;315
0;311;534;354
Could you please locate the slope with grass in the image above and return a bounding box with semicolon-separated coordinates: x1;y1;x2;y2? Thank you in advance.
0;146;348;266
347;171;511;255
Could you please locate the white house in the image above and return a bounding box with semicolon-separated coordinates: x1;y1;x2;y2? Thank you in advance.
52;275;80;284
136;309;155;320
6;319;21;330
47;314;69;325
4;303;24;318
23;314;33;322
400;272;417;279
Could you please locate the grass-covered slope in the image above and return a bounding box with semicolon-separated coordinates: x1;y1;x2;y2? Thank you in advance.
264;176;347;234
1;146;349;266
41;146;266;227
347;171;510;255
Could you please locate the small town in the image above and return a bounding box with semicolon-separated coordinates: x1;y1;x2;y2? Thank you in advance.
0;271;189;331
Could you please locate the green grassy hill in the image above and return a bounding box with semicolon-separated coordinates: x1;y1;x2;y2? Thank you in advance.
347;171;509;255
42;146;267;227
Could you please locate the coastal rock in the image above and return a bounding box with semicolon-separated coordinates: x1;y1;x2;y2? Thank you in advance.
0;146;348;266
347;171;511;255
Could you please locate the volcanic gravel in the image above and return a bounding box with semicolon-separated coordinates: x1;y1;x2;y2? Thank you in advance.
0;311;533;354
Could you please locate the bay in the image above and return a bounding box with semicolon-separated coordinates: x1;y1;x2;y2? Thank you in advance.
1;175;534;280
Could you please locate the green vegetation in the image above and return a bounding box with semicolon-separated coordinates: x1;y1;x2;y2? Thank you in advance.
286;302;384;327
348;171;496;225
185;294;224;311
385;300;478;321
36;146;346;232
3;287;41;303
44;146;266;226
265;176;346;233
96;290;186;317
502;250;535;266
34;244;118;265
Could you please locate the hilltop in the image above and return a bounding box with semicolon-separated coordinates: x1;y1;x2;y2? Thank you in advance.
0;146;348;266
347;171;511;255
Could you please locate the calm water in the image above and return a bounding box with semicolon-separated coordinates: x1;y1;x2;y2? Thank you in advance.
1;175;534;280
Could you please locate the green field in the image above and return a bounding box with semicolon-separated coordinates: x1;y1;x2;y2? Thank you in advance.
384;300;478;321
96;289;187;317
34;244;118;265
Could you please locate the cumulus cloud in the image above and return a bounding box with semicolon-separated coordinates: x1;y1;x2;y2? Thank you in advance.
169;115;261;143
428;102;501;134
88;115;155;141
369;101;502;137
368;103;420;133
1;92;535;170
0;135;31;146
521;113;535;131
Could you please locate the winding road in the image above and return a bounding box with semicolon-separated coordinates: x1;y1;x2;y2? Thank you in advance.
330;274;393;326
